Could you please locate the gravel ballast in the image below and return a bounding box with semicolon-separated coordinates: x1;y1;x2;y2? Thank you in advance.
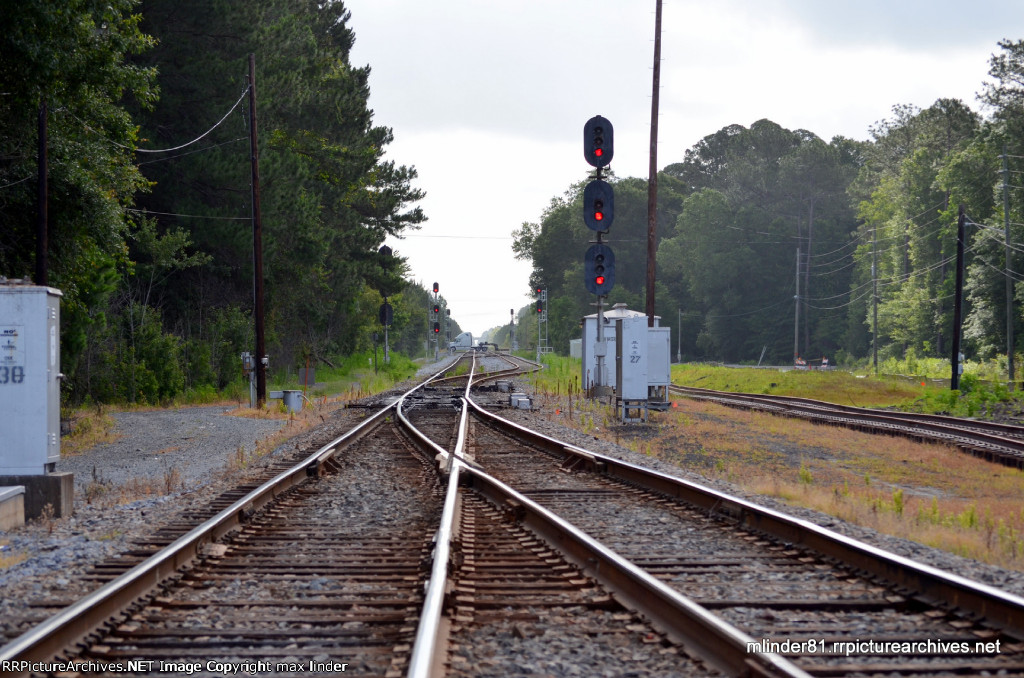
2;354;1024;654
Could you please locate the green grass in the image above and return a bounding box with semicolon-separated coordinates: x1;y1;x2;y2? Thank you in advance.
528;355;585;395
270;351;419;398
672;364;922;408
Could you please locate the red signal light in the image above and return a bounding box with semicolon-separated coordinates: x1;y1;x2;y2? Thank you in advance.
595;148;603;157
595;275;605;285
594;211;603;221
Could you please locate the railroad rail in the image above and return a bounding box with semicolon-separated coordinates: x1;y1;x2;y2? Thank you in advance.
5;355;1024;677
461;400;1024;675
670;384;1024;469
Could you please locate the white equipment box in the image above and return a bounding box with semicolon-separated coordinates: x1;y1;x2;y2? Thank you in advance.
615;316;648;400
0;283;62;474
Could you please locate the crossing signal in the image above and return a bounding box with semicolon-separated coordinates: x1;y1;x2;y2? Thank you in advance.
584;115;613;168
584;243;615;295
583;179;614;231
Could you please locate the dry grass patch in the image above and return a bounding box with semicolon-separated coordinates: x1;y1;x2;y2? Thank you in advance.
656;399;1024;570
61;407;121;456
0;540;27;569
534;392;1024;570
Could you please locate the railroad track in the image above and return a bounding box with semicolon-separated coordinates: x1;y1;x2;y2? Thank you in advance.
461;402;1024;675
5;354;1024;677
670;384;1024;469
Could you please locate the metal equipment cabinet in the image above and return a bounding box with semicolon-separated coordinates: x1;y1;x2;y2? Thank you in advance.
0;283;62;474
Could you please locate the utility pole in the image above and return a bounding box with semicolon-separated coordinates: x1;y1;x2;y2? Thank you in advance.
645;0;662;328
248;54;267;407
36;102;48;286
677;308;681;363
951;205;966;391
872;226;878;375
1004;147;1015;390
793;247;800;364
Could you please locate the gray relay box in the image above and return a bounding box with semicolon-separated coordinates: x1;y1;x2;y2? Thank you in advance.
0;283;62;474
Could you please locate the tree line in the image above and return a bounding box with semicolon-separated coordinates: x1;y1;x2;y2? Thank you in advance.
514;40;1024;373
0;0;442;405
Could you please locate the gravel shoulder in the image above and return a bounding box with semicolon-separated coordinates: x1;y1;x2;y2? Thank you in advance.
3;354;1024;650
57;406;288;496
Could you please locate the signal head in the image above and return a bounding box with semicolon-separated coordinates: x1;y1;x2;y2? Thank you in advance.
583;115;614;168
583;179;614;231
584;243;615;295
432;281;439;294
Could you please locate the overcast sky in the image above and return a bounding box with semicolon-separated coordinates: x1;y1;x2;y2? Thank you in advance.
345;0;1023;338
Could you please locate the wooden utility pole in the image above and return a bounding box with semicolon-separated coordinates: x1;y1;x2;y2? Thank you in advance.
793;247;800;363
872;226;878;375
951;205;966;391
36;101;48;286
248;54;267;406
1004;147;1015;389
645;0;662;327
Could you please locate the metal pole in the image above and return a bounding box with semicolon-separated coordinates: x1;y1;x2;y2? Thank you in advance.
596;294;606;390
677;309;681;363
537;296;541;363
951;205;966;391
384;297;390;365
1004;147;1015;390
645;0;663;328
248;54;267;407
36;101;48;286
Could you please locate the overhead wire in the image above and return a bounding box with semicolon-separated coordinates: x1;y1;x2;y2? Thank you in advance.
67;86;249;156
137;137;247;166
126;208;249;221
126;87;249;154
0;175;33;190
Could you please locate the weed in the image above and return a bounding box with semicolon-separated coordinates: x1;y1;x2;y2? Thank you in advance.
798;463;813;485
39;503;55;535
163;466;182;494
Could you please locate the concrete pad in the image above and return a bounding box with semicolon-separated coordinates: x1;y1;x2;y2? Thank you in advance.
0;485;26;530
0;472;73;519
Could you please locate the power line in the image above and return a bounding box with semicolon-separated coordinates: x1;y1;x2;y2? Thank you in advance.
130;88;249;154
137;137;247;166
70;87;249;155
126;208;249;221
0;175;32;190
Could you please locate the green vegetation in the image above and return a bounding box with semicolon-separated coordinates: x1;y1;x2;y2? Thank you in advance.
528;355;583;394
672;364;922;407
6;3;1024;408
513;40;1024;381
1;0;434;408
268;351;418;401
